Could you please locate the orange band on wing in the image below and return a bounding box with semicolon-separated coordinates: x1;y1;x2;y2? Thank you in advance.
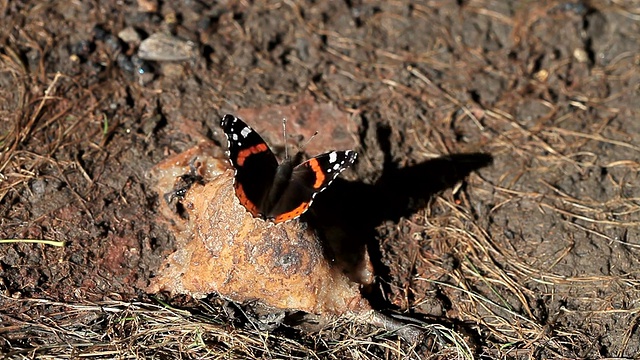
237;143;268;166
273;202;310;223
234;183;261;216
308;158;325;189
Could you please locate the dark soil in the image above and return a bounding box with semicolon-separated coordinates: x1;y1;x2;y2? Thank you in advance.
1;1;639;358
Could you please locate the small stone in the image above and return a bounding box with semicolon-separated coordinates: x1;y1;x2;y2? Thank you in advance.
118;27;141;45
137;0;158;13
31;179;46;196
534;69;549;82
573;48;590;63
138;33;196;61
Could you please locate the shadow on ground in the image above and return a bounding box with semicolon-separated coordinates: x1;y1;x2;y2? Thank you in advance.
307;141;493;310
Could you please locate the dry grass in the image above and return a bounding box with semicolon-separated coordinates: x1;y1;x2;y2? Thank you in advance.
404;93;640;357
0;297;473;359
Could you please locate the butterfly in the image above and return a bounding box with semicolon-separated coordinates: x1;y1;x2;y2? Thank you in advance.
220;114;357;223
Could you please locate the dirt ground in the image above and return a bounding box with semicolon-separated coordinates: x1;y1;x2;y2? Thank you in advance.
1;1;639;359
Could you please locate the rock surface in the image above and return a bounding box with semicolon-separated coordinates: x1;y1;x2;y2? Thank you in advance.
148;141;371;315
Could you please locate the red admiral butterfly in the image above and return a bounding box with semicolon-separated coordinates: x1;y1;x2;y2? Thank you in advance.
221;114;357;223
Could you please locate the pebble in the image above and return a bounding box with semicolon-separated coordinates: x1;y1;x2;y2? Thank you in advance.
118;27;142;45
138;33;196;61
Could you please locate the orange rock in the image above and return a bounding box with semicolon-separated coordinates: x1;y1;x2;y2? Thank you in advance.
148;141;371;315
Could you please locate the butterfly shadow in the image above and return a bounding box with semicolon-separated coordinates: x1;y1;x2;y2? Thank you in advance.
304;131;493;311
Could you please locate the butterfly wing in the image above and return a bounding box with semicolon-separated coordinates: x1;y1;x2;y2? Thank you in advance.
220;114;278;218
268;150;357;223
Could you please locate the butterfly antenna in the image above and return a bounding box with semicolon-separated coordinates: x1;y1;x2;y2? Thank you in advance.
300;131;318;151
282;118;288;159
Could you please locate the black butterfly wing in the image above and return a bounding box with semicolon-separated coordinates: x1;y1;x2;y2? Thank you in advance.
268;150;357;223
220;114;278;218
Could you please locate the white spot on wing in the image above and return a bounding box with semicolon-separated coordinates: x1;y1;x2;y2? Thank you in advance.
329;151;337;163
241;127;252;138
